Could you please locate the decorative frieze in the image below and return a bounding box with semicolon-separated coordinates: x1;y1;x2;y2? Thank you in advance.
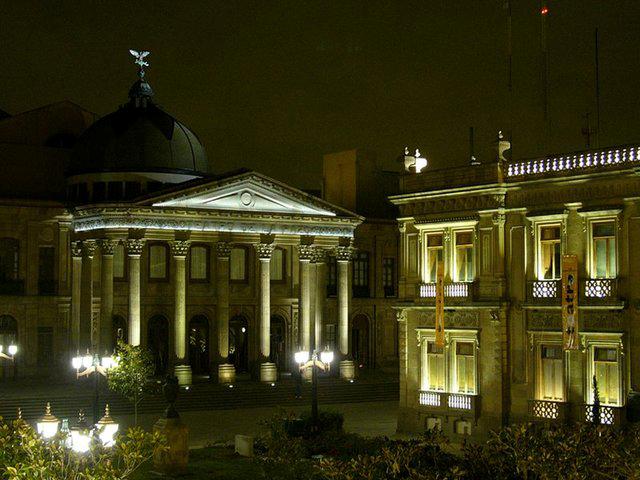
417;311;479;328
528;311;623;331
125;239;145;256
170;240;191;258
255;243;275;259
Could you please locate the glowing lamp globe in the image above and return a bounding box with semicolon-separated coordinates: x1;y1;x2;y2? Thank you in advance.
7;345;17;356
294;350;309;365
70;411;92;454
36;403;60;440
82;354;93;369
96;405;119;447
320;349;334;365
101;356;114;369
72;356;82;370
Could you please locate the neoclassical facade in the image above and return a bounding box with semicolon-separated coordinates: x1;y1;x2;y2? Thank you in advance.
392;142;640;439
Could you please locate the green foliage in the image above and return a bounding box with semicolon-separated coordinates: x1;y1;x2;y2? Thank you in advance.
0;417;165;480
592;375;601;425
107;341;155;425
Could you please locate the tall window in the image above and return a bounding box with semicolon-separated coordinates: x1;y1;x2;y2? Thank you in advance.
592;221;616;279
454;231;474;282
426;233;443;282
324;324;337;351
454;342;476;394
539;225;561;280
38;246;55;295
189;245;209;281
352;252;369;298
113;243;126;280
230;247;247;282
382;257;396;297
539;345;564;401
270;248;286;282
326;256;337;296
593;347;620;405
0;238;19;282
148;243;168;280
422;342;445;392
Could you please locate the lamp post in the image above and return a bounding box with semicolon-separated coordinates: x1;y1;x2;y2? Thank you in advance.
295;346;333;430
72;351;118;425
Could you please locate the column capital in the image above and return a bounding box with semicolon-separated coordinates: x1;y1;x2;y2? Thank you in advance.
82;240;98;258
98;239;116;256
125;238;145;256
297;244;315;261
216;241;232;259
71;241;83;258
312;247;327;264
335;245;355;262
255;243;275;260
170;240;191;258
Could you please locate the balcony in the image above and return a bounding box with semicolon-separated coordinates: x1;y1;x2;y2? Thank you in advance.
418;282;473;301
528;400;569;421
526;279;620;306
527;280;561;304
584;404;626;425
418;391;478;417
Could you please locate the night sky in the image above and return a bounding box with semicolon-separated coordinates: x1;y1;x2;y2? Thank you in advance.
1;1;639;189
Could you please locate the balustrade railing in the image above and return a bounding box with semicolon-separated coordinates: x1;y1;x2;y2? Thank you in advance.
583;278;617;299
418;391;477;414
527;280;561;302
527;279;619;304
418;282;471;299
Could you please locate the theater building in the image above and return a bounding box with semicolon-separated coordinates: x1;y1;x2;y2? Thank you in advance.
392;141;640;438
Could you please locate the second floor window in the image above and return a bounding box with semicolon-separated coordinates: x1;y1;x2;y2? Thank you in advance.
592;221;616;279
426;233;443;282
539;345;564;401
0;238;19;282
148;244;169;280
539;225;561;280
454;342;476;394
190;245;209;281
454;231;474;282
382;257;396;297
593;347;620;406
230;247;247;282
352;252;369;297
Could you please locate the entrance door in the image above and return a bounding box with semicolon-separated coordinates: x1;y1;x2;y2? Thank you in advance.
229;316;249;373
189;315;209;375
351;314;370;369
147;315;169;375
270;315;287;372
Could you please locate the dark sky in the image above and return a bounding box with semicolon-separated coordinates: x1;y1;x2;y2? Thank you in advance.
1;1;639;189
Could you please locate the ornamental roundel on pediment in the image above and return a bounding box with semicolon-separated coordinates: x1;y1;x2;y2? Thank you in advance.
239;191;254;207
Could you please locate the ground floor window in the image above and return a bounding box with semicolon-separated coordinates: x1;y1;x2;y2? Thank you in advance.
593;346;621;406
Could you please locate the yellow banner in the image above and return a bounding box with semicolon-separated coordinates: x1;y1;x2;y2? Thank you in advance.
562;254;579;350
435;261;445;347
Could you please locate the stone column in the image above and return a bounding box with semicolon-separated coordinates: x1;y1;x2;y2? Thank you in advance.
71;242;83;354
216;242;235;384
99;240;115;353
171;240;191;386
314;249;326;349
336;245;355;380
256;243;277;382
297;245;315;352
80;240;97;352
125;239;145;346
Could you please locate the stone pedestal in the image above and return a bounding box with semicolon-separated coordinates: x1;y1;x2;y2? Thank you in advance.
340;360;355;381
260;362;277;383
174;364;192;387
153;417;189;476
218;363;236;384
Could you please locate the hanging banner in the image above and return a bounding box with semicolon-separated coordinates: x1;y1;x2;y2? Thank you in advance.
562;254;579;350
435;260;445;347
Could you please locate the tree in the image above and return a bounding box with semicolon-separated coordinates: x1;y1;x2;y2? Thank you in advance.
592;374;601;425
107;341;154;425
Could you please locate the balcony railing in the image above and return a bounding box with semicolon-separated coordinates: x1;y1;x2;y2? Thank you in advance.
529;400;568;421
418;282;472;300
583;278;617;300
584;404;626;425
527;279;619;305
418;391;478;415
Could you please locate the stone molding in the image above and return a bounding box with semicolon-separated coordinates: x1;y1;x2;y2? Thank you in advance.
125;239;145;256
417;311;480;328
170;240;191;258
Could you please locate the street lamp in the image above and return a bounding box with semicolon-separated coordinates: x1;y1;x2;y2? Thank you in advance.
70;410;92;454
295;346;333;431
96;404;119;447
36;402;60;440
71;350;118;425
0;344;18;360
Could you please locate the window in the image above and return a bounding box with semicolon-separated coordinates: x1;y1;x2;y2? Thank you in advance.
326;256;337;296
324;324;337;351
454;342;476;394
270;248;286;282
189;245;209;281
113;243;126;280
108;181;124;200
454;231;474;282
593;347;620;406
382;258;396;297
0;238;19;282
592;221;616;279
426;233;443;282
539;225;561;280
148;244;168;280
352;252;369;298
539;345;564;401
230;247;247;282
422;342;445;391
38;246;55;295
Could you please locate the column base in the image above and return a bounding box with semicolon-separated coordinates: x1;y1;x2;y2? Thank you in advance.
260;362;278;383
174;364;192;387
339;360;355;381
218;363;236;384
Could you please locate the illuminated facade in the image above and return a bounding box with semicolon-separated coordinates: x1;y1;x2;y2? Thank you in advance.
392;142;640;438
0;69;399;383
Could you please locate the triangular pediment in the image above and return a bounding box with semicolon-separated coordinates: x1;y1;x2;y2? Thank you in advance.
148;172;346;217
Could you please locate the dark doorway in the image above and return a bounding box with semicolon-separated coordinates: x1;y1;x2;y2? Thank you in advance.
270;315;287;372
351;314;370;369
189;315;209;375
229;315;249;373
112;315;128;348
147;315;169;375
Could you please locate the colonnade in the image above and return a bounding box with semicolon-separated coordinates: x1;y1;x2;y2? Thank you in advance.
70;238;355;385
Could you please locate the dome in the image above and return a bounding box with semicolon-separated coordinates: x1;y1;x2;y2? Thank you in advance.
69;83;209;177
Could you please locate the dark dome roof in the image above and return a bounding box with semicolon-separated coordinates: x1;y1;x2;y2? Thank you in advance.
69;85;208;176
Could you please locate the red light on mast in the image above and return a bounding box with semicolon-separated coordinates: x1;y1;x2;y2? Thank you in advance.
541;6;549;15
